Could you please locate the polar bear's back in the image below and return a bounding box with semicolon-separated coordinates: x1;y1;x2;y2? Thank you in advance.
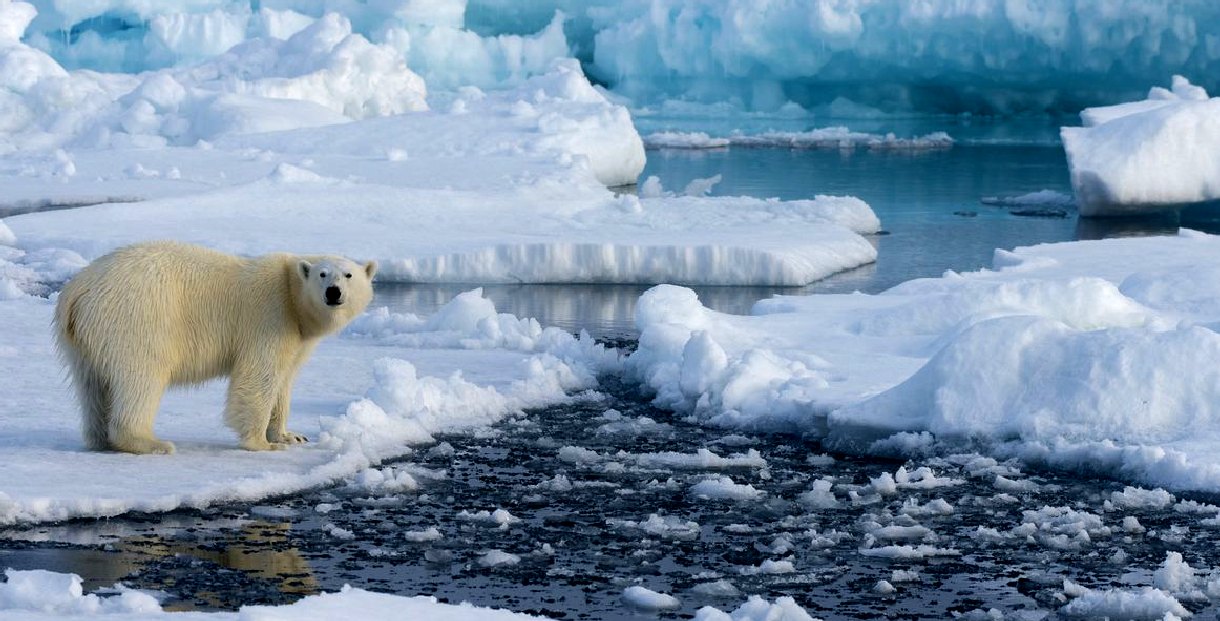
56;241;291;386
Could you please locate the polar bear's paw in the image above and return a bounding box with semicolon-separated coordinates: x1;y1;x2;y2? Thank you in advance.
242;438;287;451
268;429;309;445
113;437;176;455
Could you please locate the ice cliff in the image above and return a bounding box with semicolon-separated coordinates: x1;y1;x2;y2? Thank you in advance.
17;0;1220;116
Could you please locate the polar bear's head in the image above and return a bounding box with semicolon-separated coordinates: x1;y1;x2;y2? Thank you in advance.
296;256;377;330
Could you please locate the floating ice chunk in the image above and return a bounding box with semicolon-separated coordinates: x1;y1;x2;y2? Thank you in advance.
1063;76;1220;216
858;545;960;559
899;498;953;517
1154;552;1205;601
873;580;895;594
403;527;443;542
457;508;520;529
994;475;1040;493
643;132;730;149
622;448;768;470
797;479;838;509
622;586;681;611
729;129;953;151
693;596;818;621
477;549;521;567
1106;487;1175;511
980;190;1074;208
1060;585;1189;620
557;445;600;465
864;524;935;542
689;475;764;501
532;473;575;492
595;415;671;437
608;514;700;540
739;560;795;575
691;579;740;598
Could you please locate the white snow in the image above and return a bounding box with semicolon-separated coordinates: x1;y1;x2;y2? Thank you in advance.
1060;585;1189;620
629;230;1220;493
0;569;550;620
694;596;820;621
1062;76;1220;216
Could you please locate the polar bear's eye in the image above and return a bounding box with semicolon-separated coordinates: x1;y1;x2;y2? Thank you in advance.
319;271;328;279
345;273;352;279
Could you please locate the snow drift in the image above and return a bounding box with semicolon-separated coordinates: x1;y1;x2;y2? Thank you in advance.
630;230;1220;492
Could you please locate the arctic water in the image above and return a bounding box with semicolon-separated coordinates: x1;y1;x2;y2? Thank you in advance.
374;142;1207;338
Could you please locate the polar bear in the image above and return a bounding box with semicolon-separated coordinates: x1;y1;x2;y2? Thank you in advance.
54;241;376;454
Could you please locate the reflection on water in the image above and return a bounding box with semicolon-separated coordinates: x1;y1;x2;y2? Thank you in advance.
0;518;318;610
372;282;824;339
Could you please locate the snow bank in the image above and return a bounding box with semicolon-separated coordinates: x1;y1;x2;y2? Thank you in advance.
0;569;548;620
629;230;1220;492
1062;76;1220;216
1;6;426;153
0;288;619;525
0;567;827;620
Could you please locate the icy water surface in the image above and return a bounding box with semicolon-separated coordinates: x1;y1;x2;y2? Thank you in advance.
374;144;1219;338
6;378;1220;619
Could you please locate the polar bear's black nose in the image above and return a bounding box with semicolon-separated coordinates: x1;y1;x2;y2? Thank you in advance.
325;286;342;306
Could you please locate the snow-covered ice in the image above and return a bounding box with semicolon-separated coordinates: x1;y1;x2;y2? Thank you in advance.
630;230;1220;493
0;568;552;620
0;284;618;525
1062;76;1220;216
621;585;681;611
20;0;1220;117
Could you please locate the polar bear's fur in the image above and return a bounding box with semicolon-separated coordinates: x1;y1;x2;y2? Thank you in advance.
54;241;376;454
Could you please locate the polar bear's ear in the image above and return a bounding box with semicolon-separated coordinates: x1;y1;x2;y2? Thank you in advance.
364;260;377;280
298;260;312;280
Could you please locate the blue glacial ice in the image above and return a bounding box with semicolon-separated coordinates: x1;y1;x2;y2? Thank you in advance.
19;0;1220;117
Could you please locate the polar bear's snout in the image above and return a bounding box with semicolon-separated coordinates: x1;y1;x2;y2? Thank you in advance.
325;285;343;306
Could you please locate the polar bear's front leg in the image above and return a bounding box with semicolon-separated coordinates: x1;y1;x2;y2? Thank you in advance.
267;381;308;445
225;356;284;451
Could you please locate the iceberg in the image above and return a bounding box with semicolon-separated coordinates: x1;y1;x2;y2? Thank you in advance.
1062;76;1220;216
14;0;1220;116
